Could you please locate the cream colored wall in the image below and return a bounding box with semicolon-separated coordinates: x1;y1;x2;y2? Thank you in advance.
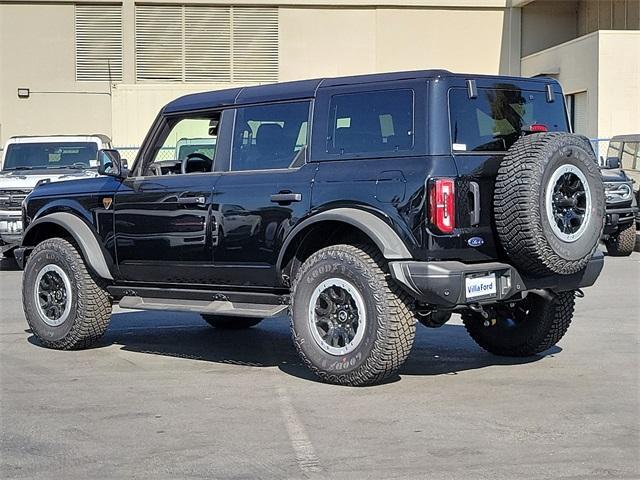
521;32;600;138
279;7;520;81
0;3;112;146
2;2;521;148
597;31;640;139
521;30;640;151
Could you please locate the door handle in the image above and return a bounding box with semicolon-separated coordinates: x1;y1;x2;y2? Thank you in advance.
469;181;480;226
270;193;302;203
177;196;206;205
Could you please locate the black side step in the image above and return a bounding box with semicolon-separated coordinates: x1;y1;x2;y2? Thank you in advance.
118;296;287;318
108;285;289;305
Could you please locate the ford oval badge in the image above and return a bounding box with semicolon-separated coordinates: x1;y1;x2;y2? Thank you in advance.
468;237;484;247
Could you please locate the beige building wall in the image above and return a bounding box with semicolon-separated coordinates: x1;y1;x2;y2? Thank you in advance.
1;2;521;149
522;30;640;154
0;3;112;146
521;32;600;138
597;31;640;139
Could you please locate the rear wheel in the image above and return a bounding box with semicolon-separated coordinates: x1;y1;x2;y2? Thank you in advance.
201;315;262;329
461;291;575;357
605;222;636;256
291;244;416;386
22;237;112;349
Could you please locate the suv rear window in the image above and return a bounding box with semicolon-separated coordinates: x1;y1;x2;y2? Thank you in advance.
449;87;568;152
327;89;414;156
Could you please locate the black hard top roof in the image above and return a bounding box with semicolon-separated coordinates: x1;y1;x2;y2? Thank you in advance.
164;69;561;114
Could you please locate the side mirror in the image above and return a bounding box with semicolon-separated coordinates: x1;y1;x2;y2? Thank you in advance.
604;157;621;169
98;149;127;178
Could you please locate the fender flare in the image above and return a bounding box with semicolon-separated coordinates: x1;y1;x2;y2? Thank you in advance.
277;207;412;274
22;212;114;280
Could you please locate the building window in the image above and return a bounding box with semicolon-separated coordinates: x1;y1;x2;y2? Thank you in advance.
135;6;278;84
566;92;587;135
75;4;123;82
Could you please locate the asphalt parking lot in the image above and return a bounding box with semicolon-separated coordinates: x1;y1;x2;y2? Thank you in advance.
1;246;639;480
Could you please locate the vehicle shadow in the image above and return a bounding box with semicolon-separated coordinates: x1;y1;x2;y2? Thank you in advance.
0;255;20;271
26;310;556;384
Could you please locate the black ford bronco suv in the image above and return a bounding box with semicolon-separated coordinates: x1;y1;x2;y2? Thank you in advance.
16;70;605;386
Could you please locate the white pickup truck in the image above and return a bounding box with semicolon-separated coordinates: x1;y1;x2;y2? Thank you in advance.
0;135;111;256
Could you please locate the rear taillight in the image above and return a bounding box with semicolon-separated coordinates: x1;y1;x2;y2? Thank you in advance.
428;178;455;234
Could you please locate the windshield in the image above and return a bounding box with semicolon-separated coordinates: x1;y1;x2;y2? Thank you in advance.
449;86;569;152
2;142;98;170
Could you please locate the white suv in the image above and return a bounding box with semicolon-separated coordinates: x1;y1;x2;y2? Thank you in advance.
0;135;111;256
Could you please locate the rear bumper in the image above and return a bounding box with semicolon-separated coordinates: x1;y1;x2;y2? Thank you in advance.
389;251;604;307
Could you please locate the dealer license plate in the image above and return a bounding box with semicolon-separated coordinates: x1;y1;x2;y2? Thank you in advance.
464;273;497;301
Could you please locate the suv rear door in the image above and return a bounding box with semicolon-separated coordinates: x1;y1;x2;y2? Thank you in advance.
208;100;316;287
447;80;570;260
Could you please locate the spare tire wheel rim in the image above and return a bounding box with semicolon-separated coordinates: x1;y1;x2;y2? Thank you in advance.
308;278;367;356
34;264;72;327
545;164;592;243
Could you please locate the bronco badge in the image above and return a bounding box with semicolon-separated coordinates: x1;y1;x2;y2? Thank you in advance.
102;197;113;210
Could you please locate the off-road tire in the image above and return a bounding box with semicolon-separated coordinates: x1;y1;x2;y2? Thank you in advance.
605;222;636;256
22;237;112;349
291;244;416;386
201;315;262;329
462;291;575;357
495;133;605;276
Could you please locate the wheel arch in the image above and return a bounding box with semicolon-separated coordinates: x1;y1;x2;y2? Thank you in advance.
277;208;412;283
22;212;114;280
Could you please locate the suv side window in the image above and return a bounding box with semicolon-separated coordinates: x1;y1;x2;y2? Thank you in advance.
327;89;414;155
231;101;310;172
141;113;219;176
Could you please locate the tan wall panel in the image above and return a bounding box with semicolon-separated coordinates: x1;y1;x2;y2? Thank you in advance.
0;4;112;145
279;8;377;80
597;31;640;140
521;32;599;137
375;8;516;75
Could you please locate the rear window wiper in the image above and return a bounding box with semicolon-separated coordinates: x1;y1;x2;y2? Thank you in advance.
4;166;33;170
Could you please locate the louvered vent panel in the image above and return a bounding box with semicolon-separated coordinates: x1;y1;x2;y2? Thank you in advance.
185;7;231;82
136;5;183;82
232;7;278;83
75;4;123;81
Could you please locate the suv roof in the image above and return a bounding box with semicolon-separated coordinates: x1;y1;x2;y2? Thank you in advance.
164;69;561;114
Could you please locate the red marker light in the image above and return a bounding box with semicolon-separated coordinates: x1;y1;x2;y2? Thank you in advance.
529;124;548;133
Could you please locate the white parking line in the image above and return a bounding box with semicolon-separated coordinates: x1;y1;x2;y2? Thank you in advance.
276;386;322;474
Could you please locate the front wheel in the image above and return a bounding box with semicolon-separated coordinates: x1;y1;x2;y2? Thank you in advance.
605;222;636;256
22;237;112;350
291;244;416;386
461;291;575;357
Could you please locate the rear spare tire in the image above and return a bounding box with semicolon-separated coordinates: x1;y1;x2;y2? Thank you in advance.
494;133;604;276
